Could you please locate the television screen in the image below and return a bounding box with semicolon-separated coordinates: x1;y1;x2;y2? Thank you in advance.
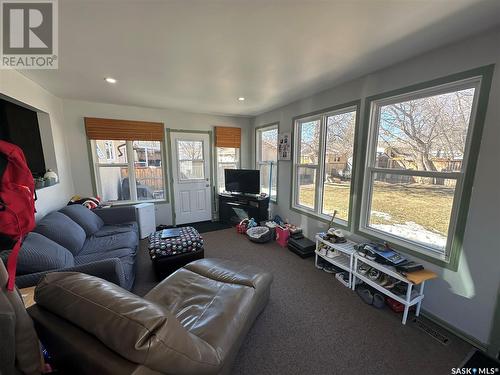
225;169;260;194
0;99;46;177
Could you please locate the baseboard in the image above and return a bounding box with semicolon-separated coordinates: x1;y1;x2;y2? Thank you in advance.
421;309;488;352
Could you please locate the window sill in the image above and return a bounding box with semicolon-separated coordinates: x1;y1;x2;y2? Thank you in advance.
356;226;456;270
106;199;168;207
290;204;349;230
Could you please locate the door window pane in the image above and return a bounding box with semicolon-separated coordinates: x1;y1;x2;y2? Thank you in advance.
375;88;475;172
298;120;321;164
367;172;456;252
177;140;203;160
322;111;356;221
95;140;127;164
180;161;204;180
297;167;316;209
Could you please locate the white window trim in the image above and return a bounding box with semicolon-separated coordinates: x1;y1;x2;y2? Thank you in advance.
256;123;279;202
359;77;482;261
91;140;167;204
292;106;358;226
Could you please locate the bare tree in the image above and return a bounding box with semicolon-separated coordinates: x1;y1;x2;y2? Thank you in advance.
378;88;474;173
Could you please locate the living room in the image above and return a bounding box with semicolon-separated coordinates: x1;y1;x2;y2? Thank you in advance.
1;1;500;374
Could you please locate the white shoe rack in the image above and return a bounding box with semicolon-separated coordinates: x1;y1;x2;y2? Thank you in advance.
315;235;357;288
352;254;425;325
315;234;427;325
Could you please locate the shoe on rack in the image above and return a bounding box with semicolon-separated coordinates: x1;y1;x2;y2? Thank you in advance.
323;264;337;274
326;249;336;258
358;263;371;275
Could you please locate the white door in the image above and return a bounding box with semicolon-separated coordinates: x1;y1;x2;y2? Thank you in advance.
171;132;212;225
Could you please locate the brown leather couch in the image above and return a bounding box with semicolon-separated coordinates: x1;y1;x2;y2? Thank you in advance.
28;258;273;375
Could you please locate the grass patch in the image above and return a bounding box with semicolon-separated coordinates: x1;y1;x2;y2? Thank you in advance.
299;182;454;235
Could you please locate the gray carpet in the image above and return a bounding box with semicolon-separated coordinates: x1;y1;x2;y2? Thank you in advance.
133;228;471;375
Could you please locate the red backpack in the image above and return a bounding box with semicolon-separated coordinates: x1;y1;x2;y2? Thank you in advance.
0;140;36;291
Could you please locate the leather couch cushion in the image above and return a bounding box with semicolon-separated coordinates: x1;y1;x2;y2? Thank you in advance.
145;259;273;359
34;212;86;255
35;272;221;374
0;262;43;375
59;205;104;236
18;233;74;275
79;231;138;255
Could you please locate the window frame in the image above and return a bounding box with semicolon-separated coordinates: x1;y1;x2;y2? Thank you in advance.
216;146;241;193
291;101;361;228
355;65;494;270
255;122;279;202
90;139;168;205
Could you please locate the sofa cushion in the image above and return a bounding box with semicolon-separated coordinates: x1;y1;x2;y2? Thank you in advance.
33;212;86;255
59;205;104;236
34;272;221;374
75;247;136;289
94;222;138;237
145;259;273;358
17;232;74;275
79;231;138;256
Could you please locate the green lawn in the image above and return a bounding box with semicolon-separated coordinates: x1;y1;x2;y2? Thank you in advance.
299;182;454;235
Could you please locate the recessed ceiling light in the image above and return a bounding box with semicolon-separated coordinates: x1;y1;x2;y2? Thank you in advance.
238;97;245;101
104;77;117;84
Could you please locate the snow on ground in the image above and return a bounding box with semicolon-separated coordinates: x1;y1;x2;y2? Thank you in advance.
371;221;447;250
371;211;393;220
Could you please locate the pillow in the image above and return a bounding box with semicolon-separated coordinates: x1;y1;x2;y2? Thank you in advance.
17;232;74;275
59;205;104;236
33;212;86;255
35;272;221;374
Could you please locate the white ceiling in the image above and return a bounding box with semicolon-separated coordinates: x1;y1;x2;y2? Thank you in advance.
21;0;500;116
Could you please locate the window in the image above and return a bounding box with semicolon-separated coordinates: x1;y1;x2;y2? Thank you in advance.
216;147;240;192
256;124;278;201
292;105;358;224
92;140;166;203
360;78;481;260
176;140;205;180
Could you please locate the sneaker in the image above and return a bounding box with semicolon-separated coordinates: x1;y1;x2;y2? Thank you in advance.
358;263;371;275
326;249;336;258
319;247;327;256
323;264;337;274
315;259;326;270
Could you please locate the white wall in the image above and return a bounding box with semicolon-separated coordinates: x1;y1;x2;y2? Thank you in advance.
0;70;75;218
61;99;251;225
252;28;500;346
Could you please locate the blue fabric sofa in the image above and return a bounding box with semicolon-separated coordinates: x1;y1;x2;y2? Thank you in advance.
15;205;138;290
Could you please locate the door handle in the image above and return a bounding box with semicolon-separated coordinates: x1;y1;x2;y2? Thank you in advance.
205;184;210;187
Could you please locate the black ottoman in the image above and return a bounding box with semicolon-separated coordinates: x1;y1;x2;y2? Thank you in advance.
148;227;205;280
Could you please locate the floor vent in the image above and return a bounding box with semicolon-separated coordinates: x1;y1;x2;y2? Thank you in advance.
413;318;450;345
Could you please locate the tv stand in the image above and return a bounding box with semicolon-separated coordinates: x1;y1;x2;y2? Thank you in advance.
218;193;270;225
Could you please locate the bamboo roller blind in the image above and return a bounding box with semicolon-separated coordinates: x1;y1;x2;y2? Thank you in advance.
215;126;241;148
84;117;164;141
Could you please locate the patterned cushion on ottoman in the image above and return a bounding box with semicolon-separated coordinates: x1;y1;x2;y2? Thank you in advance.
148;227;204;260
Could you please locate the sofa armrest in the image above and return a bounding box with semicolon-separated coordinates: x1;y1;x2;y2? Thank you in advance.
16;258;126;289
94;206;137;225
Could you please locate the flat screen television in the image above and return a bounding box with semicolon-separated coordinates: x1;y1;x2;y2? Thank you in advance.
224;169;260;195
0;98;46;177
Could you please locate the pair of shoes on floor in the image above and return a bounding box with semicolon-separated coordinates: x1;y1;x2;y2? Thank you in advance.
357;286;385;309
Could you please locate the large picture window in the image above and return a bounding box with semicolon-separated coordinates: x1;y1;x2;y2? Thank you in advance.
292;105;358;224
216;147;240;193
360;77;482;260
92;140;166;203
256;124;278;201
